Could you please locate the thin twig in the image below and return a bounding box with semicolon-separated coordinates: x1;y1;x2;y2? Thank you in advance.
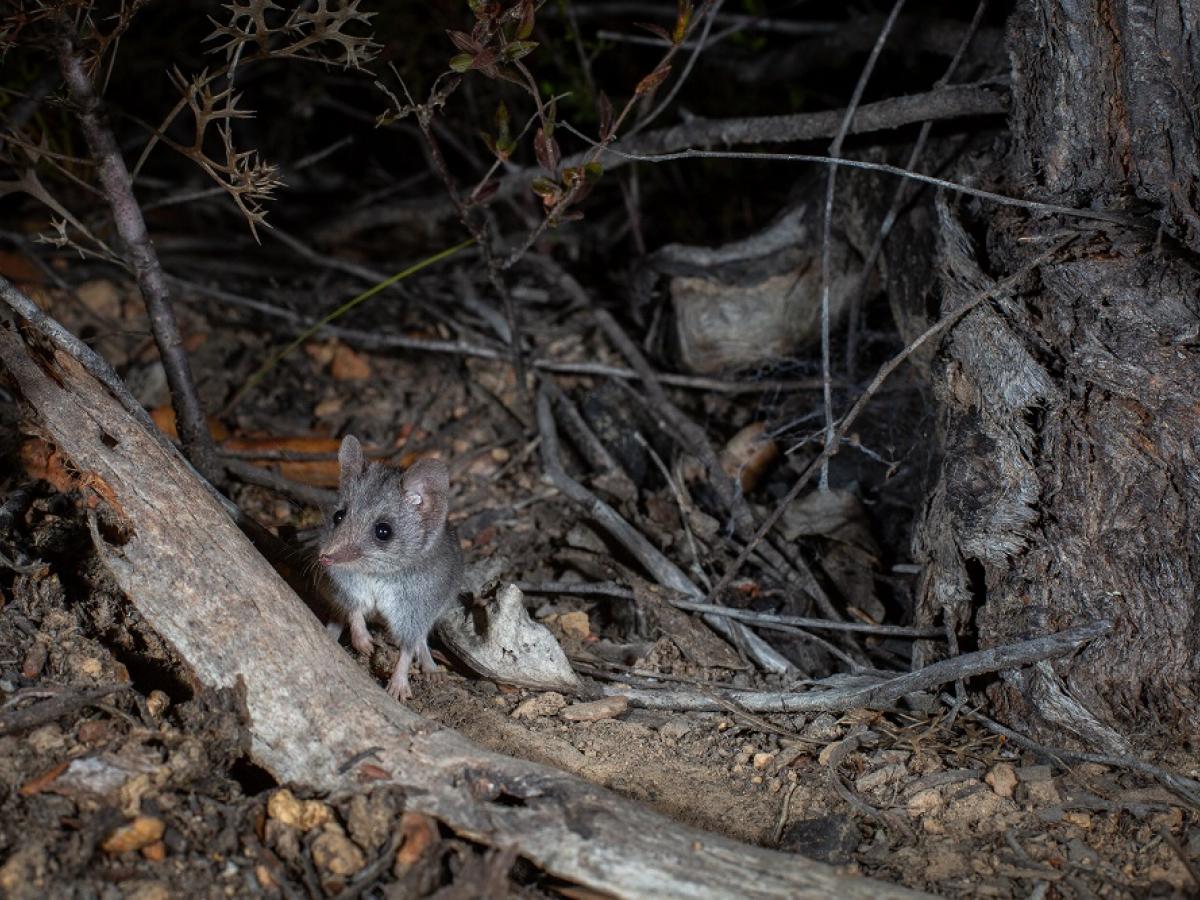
559;124;1136;229
0;684;131;736
629;0;724;136
56;24;219;481
818;0;907;489
845;0;990;376
517;580;945;639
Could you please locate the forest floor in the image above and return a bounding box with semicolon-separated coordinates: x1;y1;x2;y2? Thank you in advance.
1;272;1197;899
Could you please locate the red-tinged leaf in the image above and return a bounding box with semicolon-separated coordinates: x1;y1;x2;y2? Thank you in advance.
472;48;499;77
447;30;479;54
516;0;535;39
561;165;584;187
596;91;613;141
471;180;501;204
503;40;538;60
635;21;672;42
635;64;672;96
674;0;693;43
533;127;560;173
449;53;474;73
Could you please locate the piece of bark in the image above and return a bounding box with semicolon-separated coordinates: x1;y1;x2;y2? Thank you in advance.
0;321;923;899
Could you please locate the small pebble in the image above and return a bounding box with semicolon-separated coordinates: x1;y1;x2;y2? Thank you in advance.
560;696;629;722
102;816;165;854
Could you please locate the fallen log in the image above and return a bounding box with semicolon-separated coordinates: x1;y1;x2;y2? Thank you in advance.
0;315;924;899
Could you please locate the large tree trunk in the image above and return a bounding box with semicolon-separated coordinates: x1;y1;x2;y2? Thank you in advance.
917;0;1200;753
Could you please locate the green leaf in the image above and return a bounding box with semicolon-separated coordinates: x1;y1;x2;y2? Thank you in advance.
504;40;538;61
449;53;474;72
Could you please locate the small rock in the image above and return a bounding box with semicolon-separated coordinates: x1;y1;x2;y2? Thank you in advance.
255;865;277;891
985;762;1018;799
752;752;775;770
267;789;331;831
802;713;841;742
907;789;943;816
1024;780;1062;806
490;447;511;463
779;814;859;864
561;696;629;722
330;344;371;380
140;841;167;862
77;720;111;744
1063;811;1092;829
26;725;65;755
855;763;906;794
311;824;366;877
658;718;692;742
512;692;567;720
101;816;165;854
123;883;171;900
265;820;300;861
347;792;395;852
314;396;344;417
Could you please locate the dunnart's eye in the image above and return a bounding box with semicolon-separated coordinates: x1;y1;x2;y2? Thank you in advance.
332;509;346;525
374;522;393;542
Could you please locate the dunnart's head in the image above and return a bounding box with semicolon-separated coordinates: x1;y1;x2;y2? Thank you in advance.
317;435;451;577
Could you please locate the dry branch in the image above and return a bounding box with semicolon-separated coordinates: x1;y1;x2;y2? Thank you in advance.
0;315;923;899
55;27;218;480
318;83;1006;239
608;620;1112;713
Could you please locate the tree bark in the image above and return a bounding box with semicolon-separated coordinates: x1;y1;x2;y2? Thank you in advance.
916;0;1200;753
0;319;923;900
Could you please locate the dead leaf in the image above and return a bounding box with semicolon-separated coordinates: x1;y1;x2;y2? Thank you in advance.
20;437;78;493
0;251;42;284
394;811;438;870
781;490;884;622
18;760;69;796
720;422;779;493
331;344;371;380
150;406;231;443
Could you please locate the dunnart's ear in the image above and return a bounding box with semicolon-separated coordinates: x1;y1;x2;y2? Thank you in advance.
338;434;366;486
401;457;450;536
